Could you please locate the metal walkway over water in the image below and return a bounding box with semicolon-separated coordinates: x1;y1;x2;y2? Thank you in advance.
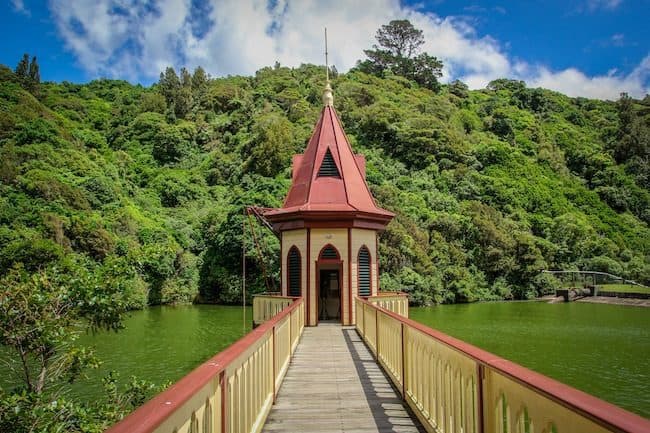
263;323;423;433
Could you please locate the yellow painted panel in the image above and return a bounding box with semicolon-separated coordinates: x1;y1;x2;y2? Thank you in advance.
404;326;478;433
351;229;378;324
484;367;610;433
253;296;293;326
274;315;292;389
377;311;403;390
368;295;409;318
152;379;220;433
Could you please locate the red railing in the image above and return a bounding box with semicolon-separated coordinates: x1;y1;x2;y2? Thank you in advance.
356;297;650;433
106;297;304;433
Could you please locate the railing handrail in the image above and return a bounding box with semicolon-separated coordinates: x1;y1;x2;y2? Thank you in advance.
356;297;650;433
542;270;649;288
106;298;304;433
253;294;299;300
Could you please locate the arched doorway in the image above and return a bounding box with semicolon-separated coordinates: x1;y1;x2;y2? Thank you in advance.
317;244;342;322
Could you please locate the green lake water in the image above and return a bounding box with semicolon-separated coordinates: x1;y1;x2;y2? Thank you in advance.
71;305;251;400
4;302;647;419
410;301;650;418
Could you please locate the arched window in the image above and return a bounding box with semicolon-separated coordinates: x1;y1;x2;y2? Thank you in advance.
319;244;340;260
358;246;371;297
287;246;301;297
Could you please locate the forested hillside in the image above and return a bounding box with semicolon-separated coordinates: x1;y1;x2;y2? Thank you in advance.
1;62;649;308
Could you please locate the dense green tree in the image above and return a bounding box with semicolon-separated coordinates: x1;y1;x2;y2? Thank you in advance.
613;93;649;165
14;53;40;94
1;60;649;307
0;263;124;393
191;65;209;108
14;53;29;78
156;66;202;119
358;20;443;92
176;67;193;118
375;19;425;57
180;67;192;88
245;112;294;177
158;66;181;119
448;79;469;99
192;66;208;91
139;91;167;113
151;123;193;164
28;56;40;92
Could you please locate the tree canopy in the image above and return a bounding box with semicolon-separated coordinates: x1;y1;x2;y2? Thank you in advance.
14;53;40;94
1;58;648;305
358;20;444;92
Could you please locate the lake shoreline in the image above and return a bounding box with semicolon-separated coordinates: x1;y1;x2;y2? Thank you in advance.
538;294;650;307
576;295;650;307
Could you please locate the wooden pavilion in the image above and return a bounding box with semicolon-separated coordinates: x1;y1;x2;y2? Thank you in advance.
263;82;394;326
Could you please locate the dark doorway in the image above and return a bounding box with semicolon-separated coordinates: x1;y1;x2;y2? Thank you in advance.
319;269;340;321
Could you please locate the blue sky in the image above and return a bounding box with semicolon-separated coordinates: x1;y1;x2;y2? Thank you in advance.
1;0;648;99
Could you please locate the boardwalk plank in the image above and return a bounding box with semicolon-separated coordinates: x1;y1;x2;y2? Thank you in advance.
262;324;424;433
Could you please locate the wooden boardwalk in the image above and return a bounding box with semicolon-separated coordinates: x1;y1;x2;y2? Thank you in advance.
262;323;424;433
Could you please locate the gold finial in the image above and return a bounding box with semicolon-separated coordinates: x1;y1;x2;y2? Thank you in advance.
323;27;333;106
323;80;333;107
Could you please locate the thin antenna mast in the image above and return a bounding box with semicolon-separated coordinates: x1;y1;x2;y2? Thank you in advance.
242;207;246;334
325;27;329;82
322;27;334;106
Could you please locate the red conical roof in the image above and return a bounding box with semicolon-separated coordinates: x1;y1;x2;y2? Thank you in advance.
264;105;394;230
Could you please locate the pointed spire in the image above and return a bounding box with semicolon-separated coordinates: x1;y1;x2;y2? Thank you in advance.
263;28;393;229
323;27;334;107
265;101;394;222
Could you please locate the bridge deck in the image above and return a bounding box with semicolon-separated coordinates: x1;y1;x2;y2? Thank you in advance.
262;323;424;433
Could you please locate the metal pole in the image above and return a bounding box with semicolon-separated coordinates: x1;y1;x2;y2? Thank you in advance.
243;207;246;334
325;27;329;82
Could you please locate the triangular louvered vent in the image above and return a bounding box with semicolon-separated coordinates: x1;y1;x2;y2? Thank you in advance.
317;148;340;178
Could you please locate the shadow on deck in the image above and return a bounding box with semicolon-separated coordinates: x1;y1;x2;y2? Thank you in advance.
262;324;424;433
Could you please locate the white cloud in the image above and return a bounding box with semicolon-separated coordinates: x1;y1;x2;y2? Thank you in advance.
610;33;625;46
48;0;648;99
585;0;623;11
527;58;650;99
11;0;30;15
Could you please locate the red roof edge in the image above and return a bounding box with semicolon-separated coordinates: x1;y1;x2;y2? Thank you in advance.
273;105;393;226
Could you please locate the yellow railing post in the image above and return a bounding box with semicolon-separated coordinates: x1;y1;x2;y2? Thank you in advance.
354;296;650;433
367;292;408;318
400;322;406;399
271;323;276;404
375;305;379;359
477;364;485;433
252;295;295;327
221;371;227;433
361;304;366;336
106;298;304;433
